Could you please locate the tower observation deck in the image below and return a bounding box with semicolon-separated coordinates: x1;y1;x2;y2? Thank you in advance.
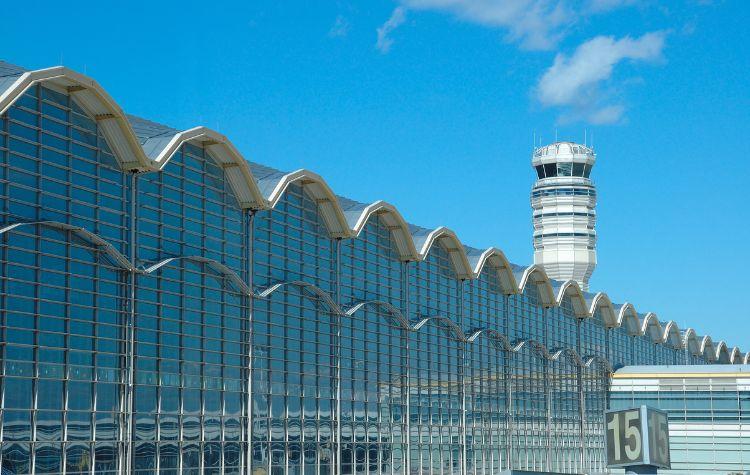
531;141;597;290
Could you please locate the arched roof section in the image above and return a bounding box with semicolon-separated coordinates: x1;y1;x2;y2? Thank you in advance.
641;313;664;343
411;316;466;341
466;328;512;351
343;300;411;330
255;280;343;315
730;347;743;364
700;336;716;362
342;199;419;260
140;256;249;294
0;221;133;270
412;227;473;279
745;352;750;365
682;328;701;356
0;66;151;171
260;169;352;238
662;321;683;349
466;247;518;295
586;292;618;327
140;125;265;209
553;279;589;318
615;303;641;336
715;341;730;364
514;265;556;308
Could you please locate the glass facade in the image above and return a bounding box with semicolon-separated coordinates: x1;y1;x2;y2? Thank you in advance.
0;79;732;475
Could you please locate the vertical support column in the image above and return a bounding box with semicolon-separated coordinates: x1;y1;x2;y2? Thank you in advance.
333;238;342;475
123;172;138;475
576;319;586;472
543;307;552;472
605;328;611;368
459;280;467;475
0;206;6;470
401;261;411;475
244;210;255;474
503;295;513;471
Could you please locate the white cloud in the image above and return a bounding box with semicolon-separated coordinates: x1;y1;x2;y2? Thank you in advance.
329;15;350;38
537;32;666;123
401;0;569;50
587;0;638;12
376;7;407;53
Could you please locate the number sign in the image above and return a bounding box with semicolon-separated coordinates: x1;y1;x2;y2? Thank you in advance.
605;406;670;469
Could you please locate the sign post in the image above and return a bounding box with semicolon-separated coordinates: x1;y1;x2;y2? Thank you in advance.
605;406;670;474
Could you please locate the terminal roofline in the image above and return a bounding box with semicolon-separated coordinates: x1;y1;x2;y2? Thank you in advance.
0;62;739;358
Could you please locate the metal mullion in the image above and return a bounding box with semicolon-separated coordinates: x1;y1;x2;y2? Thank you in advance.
243;209;255;475
504;295;513;470
0;220;7;451
123;172;138;475
29;227;43;475
459;279;467;475
89;244;106;475
199;265;206;475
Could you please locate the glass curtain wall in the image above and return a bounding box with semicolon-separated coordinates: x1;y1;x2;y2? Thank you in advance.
0;83;709;475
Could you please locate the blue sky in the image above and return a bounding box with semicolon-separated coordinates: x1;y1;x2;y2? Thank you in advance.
3;0;749;347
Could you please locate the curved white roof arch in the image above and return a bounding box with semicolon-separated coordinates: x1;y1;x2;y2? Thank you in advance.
745;352;750;365
715;341;730;363
700;335;716;362
147;126;265;209
264;169;353;239
347;200;419;260
415;227;474;279
587;293;618;328
730;346;743;364
0;66;152;171
641;313;664;343
553;280;589;318
683;328;701;356
662;321;683;349
515;265;556;308
469;247;519;295
616;303;642;336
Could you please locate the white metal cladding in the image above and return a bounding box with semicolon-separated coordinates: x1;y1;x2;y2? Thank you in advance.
0;63;740;353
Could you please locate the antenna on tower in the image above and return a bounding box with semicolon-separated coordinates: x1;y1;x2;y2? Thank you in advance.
584;129;587;147
591;131;594;150
533;131;536;151
555;128;558;142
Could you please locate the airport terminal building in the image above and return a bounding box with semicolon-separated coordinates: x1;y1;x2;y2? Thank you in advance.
0;61;746;475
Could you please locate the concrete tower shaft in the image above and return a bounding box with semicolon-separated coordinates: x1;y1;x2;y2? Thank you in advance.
531;141;597;291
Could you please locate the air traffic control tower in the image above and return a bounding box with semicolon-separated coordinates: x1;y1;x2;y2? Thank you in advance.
531;141;597;290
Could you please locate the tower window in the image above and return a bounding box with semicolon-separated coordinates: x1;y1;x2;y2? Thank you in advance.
557;162;573;176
